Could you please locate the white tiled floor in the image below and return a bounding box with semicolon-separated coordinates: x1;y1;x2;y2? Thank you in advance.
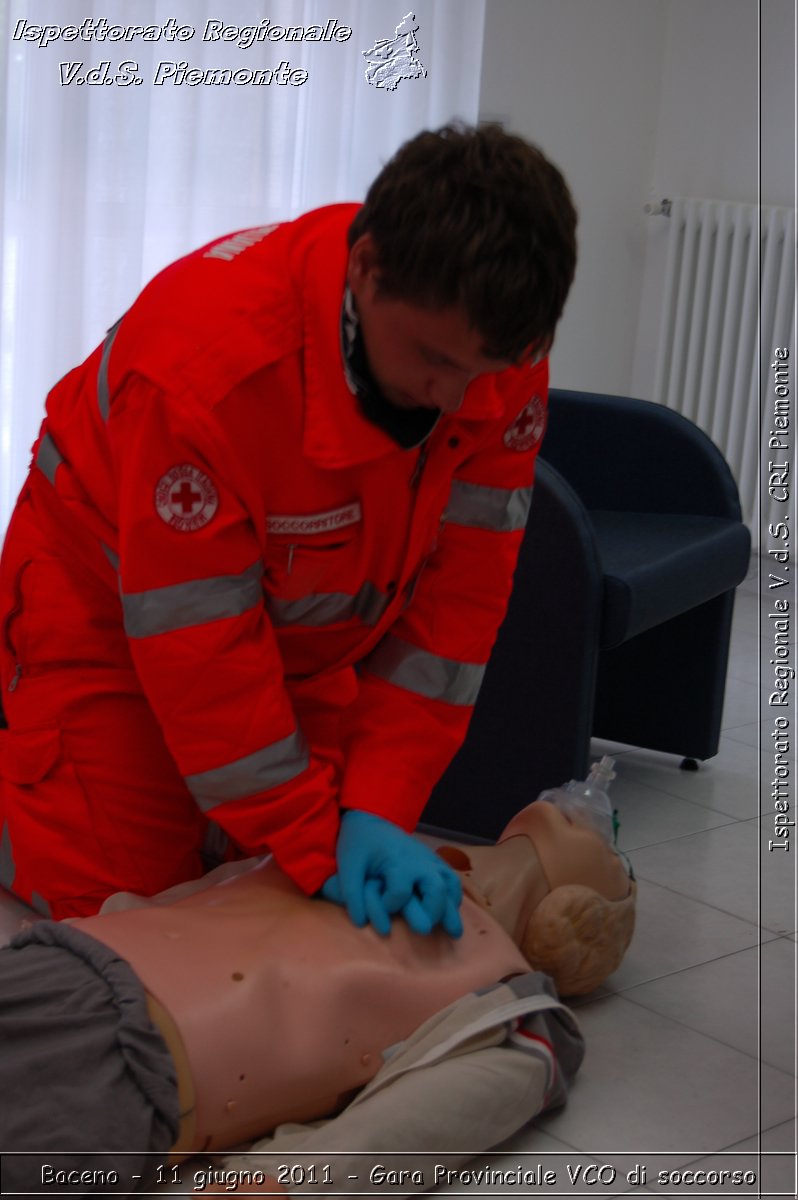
449;558;797;1197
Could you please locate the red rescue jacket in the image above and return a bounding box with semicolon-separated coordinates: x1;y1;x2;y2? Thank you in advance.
29;204;549;892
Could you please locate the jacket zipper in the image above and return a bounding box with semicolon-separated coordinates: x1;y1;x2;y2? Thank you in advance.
409;442;430;490
3;561;30;693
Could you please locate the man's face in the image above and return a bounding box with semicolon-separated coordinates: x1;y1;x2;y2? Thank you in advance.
346;234;511;414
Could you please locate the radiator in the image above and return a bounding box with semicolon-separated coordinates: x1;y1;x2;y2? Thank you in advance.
651;197;795;534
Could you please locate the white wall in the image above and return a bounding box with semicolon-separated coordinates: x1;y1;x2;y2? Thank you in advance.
649;0;760;205
479;0;796;400
761;0;796;208
631;0;788;401
479;0;667;396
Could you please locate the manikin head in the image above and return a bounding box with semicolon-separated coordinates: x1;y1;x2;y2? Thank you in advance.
346;122;578;415
438;801;636;995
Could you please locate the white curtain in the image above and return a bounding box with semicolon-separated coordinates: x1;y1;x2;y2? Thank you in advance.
0;0;486;533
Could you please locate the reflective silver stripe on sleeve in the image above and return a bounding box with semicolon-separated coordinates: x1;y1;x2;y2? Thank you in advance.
35;431;64;485
364;635;486;707
29;892;54;919
444;480;534;532
267;581;389;628
0;820;15;892
102;544;120;572
97;319;122;422
185;728;310;810
121;560;263;639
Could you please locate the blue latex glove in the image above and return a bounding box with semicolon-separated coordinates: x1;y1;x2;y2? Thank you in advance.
320;810;463;939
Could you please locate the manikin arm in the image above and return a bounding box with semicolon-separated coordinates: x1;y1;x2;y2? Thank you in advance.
217;974;583;1197
220;1045;544;1196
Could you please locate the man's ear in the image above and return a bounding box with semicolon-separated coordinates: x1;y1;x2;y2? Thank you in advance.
347;233;381;296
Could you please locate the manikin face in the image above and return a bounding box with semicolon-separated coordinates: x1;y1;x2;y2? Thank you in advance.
507;799;631;902
346;234;512;414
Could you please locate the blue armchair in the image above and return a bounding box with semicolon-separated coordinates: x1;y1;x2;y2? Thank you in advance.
423;389;752;840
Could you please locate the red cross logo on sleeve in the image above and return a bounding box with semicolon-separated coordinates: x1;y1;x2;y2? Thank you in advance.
504;395;547;452
155;464;219;532
172;481;203;514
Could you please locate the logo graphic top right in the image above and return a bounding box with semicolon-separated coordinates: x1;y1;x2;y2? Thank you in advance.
363;12;427;91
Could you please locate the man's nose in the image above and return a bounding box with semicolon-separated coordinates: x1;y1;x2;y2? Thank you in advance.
427;375;466;414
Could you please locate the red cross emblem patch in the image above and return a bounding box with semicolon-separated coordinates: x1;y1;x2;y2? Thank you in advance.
155;464;219;532
504;395;546;452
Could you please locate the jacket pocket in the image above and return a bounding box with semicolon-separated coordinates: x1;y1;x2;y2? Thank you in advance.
265;529;360;595
1;724;61;783
1;559;33;692
0;724;115;906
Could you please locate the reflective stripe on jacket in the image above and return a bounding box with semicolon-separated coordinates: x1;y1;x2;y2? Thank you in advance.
31;204;549;893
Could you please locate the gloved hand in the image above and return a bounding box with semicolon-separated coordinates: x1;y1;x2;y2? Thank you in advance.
320;810;463;939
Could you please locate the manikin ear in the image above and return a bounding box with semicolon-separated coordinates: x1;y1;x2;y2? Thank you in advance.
521;881;637;996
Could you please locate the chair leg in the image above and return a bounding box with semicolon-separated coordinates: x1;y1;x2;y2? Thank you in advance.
592;591;737;762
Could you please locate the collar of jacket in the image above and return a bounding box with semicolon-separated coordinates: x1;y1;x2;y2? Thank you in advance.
295;204;507;471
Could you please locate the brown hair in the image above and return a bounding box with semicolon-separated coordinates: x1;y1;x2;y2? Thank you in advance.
348;122;577;362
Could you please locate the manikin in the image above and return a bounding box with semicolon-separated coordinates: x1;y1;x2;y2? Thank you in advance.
1;801;635;1195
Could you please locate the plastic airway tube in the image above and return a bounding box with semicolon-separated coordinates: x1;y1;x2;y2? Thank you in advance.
535;755;616;845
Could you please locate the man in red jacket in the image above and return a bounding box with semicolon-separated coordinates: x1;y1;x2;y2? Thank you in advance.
0;123;577;927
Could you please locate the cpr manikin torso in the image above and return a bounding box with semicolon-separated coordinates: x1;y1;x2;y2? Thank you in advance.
72;862;528;1152
70;801;634;1154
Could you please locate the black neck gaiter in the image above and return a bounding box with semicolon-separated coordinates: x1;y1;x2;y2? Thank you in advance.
340;287;439;450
